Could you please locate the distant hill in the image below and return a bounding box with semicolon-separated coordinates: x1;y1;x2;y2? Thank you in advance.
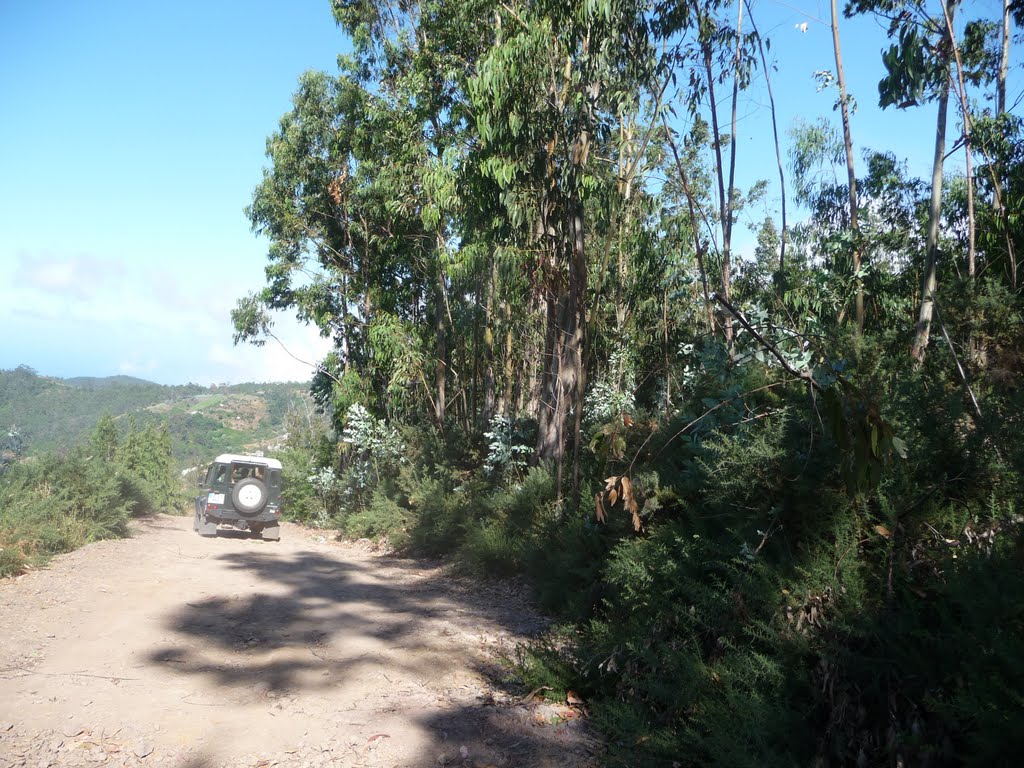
0;365;311;465
64;375;162;388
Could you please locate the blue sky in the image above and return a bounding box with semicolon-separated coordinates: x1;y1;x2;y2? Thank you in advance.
0;0;344;385
0;1;991;385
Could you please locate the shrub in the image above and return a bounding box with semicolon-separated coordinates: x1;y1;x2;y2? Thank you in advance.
0;449;135;576
0;415;185;578
403;467;480;556
343;490;411;545
457;467;558;577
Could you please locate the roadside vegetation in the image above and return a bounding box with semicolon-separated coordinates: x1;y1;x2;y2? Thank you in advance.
239;0;1024;764
0;370;311;578
0;415;185;578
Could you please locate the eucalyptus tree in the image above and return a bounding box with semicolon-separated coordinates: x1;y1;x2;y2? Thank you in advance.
654;0;762;346
847;0;954;362
236;67;431;419
830;0;863;333
787;124;926;331
845;0;1019;362
235;0;752;495
465;0;659;488
236;0;494;428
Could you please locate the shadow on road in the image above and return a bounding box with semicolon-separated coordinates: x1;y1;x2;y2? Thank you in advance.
146;545;598;766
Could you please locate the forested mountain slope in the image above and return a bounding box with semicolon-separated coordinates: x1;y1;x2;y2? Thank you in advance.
0;365;308;464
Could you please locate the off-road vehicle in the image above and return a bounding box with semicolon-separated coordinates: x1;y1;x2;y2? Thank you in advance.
194;453;283;540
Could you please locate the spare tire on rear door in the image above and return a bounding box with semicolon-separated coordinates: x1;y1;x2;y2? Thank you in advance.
232;477;269;514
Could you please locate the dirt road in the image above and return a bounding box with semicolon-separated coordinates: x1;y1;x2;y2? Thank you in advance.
0;516;599;768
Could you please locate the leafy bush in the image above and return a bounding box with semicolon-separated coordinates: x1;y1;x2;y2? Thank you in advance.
0;415;186;578
482;415;532;481
342;490;410;544
271;404;338;525
0;452;133;577
403;467;481;556
263;281;1023;767
338;403;405;508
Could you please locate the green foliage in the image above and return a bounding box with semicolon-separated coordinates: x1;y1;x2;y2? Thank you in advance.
91;413;119;462
0;450;133;558
234;1;1024;764
0;367;307;464
482;415;531;482
402;468;473;555
271;404;337;525
0;366;204;457
509;626;583;702
0;425;25;474
342;490;411;545
585;349;637;425
458;467;559;578
116;418;182;514
0;413;186;577
338;403;405;502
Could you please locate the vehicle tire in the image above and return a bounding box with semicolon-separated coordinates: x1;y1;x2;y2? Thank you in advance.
231;477;269;513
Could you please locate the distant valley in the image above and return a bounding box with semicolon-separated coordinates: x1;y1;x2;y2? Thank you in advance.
0;365;312;466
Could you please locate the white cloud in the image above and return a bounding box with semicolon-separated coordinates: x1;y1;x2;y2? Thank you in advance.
1;247;335;386
204;315;333;384
12;251;125;301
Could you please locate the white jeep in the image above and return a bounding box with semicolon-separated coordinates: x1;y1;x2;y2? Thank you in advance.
194;454;283;540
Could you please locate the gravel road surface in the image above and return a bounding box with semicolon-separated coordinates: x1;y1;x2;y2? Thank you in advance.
0;515;599;768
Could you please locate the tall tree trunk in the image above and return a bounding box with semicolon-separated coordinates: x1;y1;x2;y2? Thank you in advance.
339;273;352;374
938;1;975;282
964;126;976;282
481;258;497;426
522;318;538;418
568;180;588;498
663;118;717;334
536;274;562;460
502;298;515;417
663;288;671;413
831;0;863;333
745;1;787;294
471;283;480;428
536;199;588;490
911;52;951;365
433;264;447;429
538;40;595;495
999;0;1017;289
702;36;734;346
1000;0;1011;116
722;0;743;333
537;261;586;475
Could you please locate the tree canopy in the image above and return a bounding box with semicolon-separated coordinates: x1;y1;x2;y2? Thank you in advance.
236;1;1024;763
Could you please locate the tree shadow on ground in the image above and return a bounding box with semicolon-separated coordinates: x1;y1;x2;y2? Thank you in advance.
146;546;600;767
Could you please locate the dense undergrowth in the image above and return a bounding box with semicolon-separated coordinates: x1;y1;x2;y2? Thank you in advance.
276;314;1023;766
0;415;185;578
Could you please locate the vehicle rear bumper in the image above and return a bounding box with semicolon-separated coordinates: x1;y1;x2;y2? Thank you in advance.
195;496;279;524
